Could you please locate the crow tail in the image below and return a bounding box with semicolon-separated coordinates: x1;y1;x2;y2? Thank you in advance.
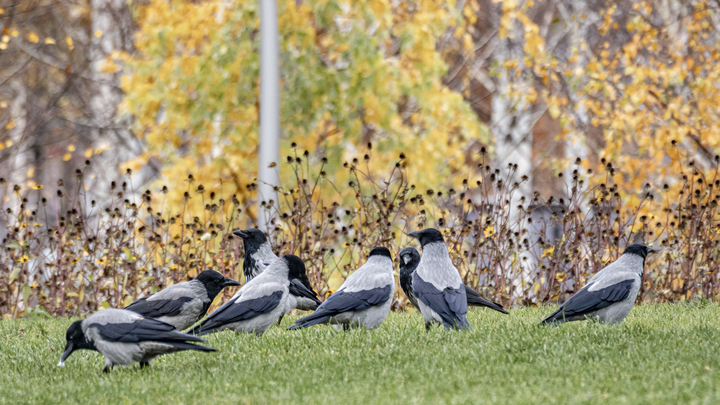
464;285;509;314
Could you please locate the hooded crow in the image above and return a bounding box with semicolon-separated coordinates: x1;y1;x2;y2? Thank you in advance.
233;228;278;282
408;229;470;331
189;255;308;336
233;228;322;319
399;247;421;308
288;247;395;331
541;244;655;325
125;270;240;330
58;309;215;372
398;247;508;314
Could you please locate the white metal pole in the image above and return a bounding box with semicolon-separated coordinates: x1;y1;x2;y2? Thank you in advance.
257;0;280;231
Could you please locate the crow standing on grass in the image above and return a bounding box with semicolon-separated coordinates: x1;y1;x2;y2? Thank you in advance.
288;247;395;331
408;229;471;331
541;244;655;325
189;255;313;336
399;247;508;314
125;270;240;330
233;229;322;323
58;309;216;373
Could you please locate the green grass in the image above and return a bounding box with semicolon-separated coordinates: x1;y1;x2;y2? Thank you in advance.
2;304;720;404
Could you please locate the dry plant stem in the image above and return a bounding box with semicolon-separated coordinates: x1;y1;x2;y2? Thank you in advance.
2;152;720;317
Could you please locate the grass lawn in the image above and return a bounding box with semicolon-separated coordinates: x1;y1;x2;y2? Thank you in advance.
2;303;720;404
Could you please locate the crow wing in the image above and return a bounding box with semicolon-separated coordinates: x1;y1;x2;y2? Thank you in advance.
189;284;284;335
542;278;635;324
413;274;470;330
91;317;206;344
288;284;392;329
125;295;194;319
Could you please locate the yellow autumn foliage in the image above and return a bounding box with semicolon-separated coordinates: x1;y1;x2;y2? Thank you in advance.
121;0;489;219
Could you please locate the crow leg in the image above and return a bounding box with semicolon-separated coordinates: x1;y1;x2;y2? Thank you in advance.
276;315;284;326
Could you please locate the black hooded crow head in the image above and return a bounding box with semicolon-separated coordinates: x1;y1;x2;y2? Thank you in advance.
284;255;310;284
233;229;268;254
369;247;392;258
407;228;444;247
398;247;421;274
59;320;96;366
195;270;241;299
623;244;656;262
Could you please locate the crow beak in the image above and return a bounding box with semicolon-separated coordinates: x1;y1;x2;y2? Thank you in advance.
222;278;241;287
647;247;657;254
408;231;420;240
233;230;248;238
58;343;74;367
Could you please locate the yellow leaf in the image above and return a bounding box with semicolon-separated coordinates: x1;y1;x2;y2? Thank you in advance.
26;167;34;178
10;30;18;38
32;185;43;190
8;268;20;284
94;30;103;38
84;148;93;158
44;37;55;45
62;153;72;161
0;43;6;50
65;36;74;50
542;246;554;258
28;33;39;43
548;105;560;118
5;120;15;129
67;144;75;152
526;87;538;104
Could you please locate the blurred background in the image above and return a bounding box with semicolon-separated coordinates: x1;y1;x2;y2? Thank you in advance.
2;0;720;317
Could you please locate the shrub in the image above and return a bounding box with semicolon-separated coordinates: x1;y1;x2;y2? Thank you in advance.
1;149;718;318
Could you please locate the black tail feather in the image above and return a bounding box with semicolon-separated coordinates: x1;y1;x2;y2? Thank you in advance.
188;322;218;336
464;285;509;314
161;341;217;352
540;307;565;325
287;312;331;330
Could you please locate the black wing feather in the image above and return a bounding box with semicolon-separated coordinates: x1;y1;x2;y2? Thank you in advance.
125;296;193;318
413;275;470;330
288;285;392;329
90;318;209;346
189;290;283;335
542;279;634;324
